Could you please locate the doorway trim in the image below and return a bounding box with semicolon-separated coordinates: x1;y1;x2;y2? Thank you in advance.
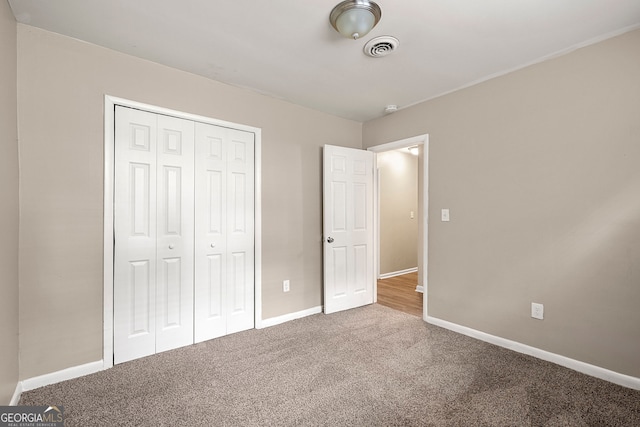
367;134;429;321
103;95;262;369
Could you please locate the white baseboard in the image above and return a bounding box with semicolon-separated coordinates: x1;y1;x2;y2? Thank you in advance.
379;267;418;280
20;360;105;393
426;316;640;390
259;306;323;328
415;285;424;293
10;382;22;406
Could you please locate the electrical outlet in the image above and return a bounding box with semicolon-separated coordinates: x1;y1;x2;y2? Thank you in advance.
531;302;544;320
283;280;290;293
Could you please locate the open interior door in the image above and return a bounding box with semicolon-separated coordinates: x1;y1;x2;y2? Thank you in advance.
323;144;375;314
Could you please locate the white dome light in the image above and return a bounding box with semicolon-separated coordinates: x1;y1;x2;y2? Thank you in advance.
330;1;382;40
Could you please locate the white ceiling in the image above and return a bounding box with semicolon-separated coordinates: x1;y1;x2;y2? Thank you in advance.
8;0;640;122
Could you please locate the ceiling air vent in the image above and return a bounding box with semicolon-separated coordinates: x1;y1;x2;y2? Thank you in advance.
364;36;399;58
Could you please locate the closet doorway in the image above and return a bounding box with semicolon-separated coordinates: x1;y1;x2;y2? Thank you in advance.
103;97;262;367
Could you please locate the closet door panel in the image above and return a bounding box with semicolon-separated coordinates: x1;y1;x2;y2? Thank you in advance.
226;129;255;334
155;115;195;353
114;107;158;364
194;123;228;342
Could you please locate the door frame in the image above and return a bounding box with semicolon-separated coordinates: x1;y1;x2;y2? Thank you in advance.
367;134;429;320
102;95;262;369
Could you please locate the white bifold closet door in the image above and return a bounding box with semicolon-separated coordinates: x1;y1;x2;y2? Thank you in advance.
113;106;254;364
114;107;195;364
194;122;255;343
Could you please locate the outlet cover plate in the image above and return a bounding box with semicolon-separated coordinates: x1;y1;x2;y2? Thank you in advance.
531;302;544;320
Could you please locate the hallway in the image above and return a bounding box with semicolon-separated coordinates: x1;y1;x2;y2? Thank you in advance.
376;272;422;317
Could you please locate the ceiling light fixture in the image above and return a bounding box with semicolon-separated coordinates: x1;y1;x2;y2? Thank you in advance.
329;0;382;40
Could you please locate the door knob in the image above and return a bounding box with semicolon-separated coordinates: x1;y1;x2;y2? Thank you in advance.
169;244;175;249
210;243;216;248
327;237;334;243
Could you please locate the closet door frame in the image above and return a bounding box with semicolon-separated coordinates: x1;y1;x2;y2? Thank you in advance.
103;95;263;369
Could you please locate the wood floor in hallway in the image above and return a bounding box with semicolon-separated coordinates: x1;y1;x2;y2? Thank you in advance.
376;271;422;317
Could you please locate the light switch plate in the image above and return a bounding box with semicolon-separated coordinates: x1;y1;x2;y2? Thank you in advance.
441;209;450;222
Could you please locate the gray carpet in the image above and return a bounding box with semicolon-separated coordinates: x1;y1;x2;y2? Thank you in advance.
20;304;640;426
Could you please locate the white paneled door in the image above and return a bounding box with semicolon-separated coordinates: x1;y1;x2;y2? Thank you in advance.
194;123;254;343
154;114;195;354
114;106;254;364
323;145;375;314
114;107;158;363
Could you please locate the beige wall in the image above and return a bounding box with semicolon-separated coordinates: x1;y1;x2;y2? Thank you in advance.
363;29;640;377
378;150;418;275
16;24;361;379
13;18;639;384
0;0;19;405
